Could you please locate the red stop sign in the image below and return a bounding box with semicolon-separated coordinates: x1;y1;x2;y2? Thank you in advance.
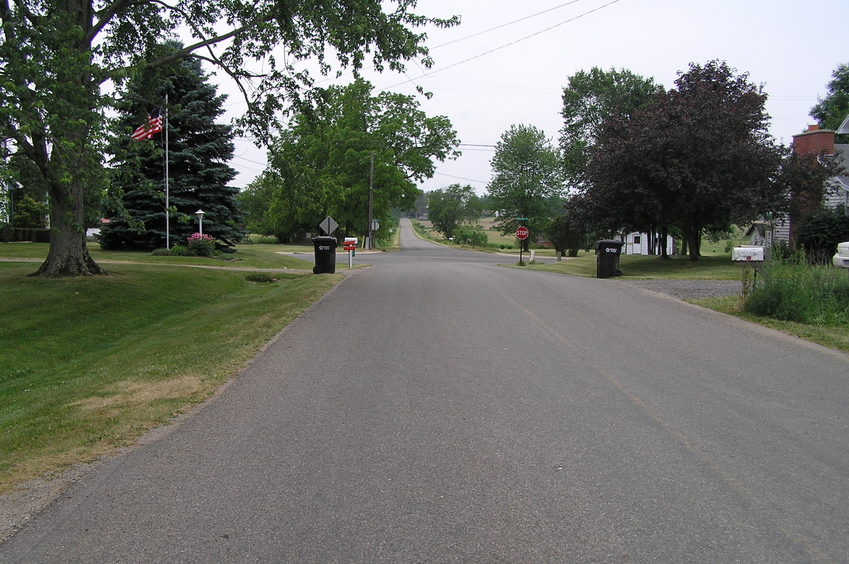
516;226;529;240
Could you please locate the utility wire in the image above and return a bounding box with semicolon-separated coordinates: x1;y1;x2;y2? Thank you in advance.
390;0;621;89
431;0;585;50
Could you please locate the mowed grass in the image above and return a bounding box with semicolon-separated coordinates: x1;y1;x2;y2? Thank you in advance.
0;259;342;493
0;241;317;270
528;252;745;280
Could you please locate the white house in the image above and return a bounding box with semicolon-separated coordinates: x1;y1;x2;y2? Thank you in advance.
748;125;848;249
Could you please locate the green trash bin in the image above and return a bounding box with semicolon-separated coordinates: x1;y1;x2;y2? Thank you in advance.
595;240;623;278
312;236;337;274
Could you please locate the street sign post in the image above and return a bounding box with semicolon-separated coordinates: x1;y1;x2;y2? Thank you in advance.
516;226;529;265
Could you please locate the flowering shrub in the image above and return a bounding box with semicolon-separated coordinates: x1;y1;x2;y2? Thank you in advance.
186;233;216;257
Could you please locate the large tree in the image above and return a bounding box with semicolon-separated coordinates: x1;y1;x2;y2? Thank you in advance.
810;63;849;142
486;124;564;247
0;0;457;276
560;67;661;189
101;49;241;251
257;78;459;240
585;61;785;261
427;184;480;239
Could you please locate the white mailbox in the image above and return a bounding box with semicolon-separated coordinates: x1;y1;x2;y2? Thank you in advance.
732;246;764;262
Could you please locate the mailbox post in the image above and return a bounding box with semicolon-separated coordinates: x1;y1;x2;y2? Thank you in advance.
343;237;357;268
732;246;765;294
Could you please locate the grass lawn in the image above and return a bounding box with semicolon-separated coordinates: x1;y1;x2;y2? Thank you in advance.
0;257;343;493
527;252;745;280
0;241;317;270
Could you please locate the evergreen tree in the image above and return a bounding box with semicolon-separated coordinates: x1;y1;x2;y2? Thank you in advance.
101;46;242;251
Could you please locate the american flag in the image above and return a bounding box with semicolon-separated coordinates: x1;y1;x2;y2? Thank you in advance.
131;113;163;141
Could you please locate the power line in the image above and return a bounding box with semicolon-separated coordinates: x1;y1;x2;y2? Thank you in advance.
431;0;585;50
389;0;621;90
435;171;489;185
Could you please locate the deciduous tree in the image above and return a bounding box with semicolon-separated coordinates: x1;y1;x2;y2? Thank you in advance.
427;184;480;239
486;124;564;248
560;67;661;188
585;61;785;261
0;0;457;276
258;79;459;239
810;63;849;142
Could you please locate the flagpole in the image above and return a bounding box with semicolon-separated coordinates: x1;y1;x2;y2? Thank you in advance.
165;94;170;249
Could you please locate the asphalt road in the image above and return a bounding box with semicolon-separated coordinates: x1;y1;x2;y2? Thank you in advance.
3;219;849;563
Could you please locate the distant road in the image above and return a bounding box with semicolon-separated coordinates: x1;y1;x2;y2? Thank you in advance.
3;218;849;563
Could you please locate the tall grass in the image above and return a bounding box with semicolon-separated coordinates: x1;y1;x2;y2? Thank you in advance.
744;262;849;325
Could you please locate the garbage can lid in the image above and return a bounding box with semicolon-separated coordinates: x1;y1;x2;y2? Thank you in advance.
595;239;624;249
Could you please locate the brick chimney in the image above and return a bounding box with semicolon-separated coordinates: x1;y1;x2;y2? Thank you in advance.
792;124;835;155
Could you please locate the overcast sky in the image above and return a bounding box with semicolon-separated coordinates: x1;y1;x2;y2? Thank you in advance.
223;0;849;195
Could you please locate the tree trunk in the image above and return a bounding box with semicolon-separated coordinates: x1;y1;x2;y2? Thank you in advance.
659;225;670;259
27;0;105;277
687;229;701;263
31;181;106;277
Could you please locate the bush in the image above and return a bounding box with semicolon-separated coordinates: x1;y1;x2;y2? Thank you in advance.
150;248;172;256
454;226;488;248
744;261;849;325
186;233;216;257
3;227;50;243
796;205;849;265
169;245;189;256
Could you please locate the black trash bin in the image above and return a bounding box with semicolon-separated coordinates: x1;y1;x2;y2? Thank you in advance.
312;236;337;274
596;240;624;278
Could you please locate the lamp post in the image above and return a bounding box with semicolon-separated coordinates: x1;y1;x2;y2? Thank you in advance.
195;209;205;236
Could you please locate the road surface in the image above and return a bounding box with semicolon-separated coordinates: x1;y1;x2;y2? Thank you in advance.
2;218;849;562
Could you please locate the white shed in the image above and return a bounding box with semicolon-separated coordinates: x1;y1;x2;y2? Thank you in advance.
624;232;675;256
